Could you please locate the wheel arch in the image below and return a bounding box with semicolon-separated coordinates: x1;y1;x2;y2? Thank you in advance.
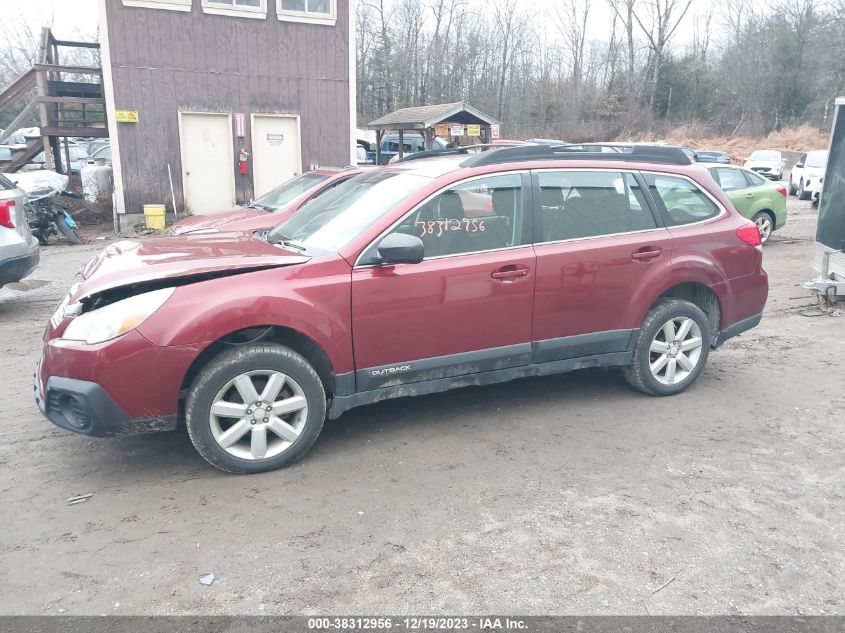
642;281;722;341
757;207;776;218
753;207;776;225
179;325;339;413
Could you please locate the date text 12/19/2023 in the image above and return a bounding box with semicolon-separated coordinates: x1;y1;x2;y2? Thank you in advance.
307;617;527;630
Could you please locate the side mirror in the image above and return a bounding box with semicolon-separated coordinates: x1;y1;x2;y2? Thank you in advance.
795;163;804;169
377;232;424;265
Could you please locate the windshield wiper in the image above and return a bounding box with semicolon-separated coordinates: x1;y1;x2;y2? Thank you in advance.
247;203;273;212
267;233;307;251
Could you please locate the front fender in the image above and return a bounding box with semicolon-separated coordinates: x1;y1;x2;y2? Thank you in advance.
137;257;354;374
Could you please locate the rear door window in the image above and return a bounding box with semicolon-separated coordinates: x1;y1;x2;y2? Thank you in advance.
536;170;657;242
743;170;766;187
714;167;749;191
643;174;721;226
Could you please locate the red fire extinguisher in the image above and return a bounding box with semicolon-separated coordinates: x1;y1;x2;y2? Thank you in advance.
239;148;249;175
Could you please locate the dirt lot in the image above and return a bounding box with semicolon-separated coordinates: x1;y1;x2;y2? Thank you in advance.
0;196;842;616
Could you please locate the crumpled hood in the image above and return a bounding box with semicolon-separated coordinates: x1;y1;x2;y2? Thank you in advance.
168;208;263;235
73;232;308;301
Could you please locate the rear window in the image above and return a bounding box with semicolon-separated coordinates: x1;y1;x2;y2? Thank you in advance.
643;174;721;226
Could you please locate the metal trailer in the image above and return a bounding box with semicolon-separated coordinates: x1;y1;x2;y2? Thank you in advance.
805;96;845;306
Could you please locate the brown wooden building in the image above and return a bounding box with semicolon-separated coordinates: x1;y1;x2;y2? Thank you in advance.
99;0;355;219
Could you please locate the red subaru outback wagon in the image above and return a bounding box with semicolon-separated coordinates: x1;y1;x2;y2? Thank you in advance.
35;145;768;473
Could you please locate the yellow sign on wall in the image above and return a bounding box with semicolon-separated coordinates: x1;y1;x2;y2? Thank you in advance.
467;124;481;137
115;110;139;123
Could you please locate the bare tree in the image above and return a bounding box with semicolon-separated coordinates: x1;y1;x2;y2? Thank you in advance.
630;0;694;107
352;0;840;140
556;0;591;121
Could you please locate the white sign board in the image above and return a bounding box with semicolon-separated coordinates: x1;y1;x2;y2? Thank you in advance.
491;124;500;139
449;124;465;137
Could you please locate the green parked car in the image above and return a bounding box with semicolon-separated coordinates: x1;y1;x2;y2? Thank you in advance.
704;164;787;243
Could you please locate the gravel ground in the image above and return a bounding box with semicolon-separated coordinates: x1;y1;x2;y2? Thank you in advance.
0;197;842;616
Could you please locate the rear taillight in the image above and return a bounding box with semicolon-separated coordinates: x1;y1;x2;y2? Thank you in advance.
776;185;787;197
737;223;762;250
0;200;16;229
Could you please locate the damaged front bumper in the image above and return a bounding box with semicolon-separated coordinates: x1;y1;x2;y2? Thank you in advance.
34;370;177;437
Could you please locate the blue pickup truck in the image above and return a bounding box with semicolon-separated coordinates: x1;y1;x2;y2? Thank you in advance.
366;134;449;164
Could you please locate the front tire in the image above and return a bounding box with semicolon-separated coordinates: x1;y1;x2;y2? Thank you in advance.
788;178;797;196
56;215;82;244
624;299;711;396
185;344;326;473
798;180;810;201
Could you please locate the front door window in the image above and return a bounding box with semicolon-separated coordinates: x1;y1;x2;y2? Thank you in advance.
384;173;526;259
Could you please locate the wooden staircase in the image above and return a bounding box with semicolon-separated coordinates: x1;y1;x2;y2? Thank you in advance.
0;28;107;174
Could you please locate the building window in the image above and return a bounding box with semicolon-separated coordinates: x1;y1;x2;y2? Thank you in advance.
122;0;192;11
202;0;267;18
277;0;336;25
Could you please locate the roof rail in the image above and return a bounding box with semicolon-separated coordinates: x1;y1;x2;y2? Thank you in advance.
392;147;473;163
392;143;531;164
460;143;691;168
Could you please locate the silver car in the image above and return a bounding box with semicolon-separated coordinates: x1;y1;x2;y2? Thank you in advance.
0;173;39;288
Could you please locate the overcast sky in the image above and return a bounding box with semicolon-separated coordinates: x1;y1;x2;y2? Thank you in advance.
0;0;754;49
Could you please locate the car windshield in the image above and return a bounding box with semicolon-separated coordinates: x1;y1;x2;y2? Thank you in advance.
267;171;430;255
749;150;780;161
806;151;828;168
250;172;330;212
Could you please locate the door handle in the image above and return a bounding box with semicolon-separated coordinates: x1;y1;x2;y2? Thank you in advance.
491;265;529;280
631;247;662;262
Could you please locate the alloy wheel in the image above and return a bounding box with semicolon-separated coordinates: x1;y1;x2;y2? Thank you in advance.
209;370;308;460
648;317;704;385
755;215;773;242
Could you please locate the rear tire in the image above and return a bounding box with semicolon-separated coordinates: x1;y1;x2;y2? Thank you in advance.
56;215;82;244
185;344;326;473
751;212;774;244
624;299;712;396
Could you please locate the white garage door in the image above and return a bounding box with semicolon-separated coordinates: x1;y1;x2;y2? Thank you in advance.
251;114;301;198
179;112;235;214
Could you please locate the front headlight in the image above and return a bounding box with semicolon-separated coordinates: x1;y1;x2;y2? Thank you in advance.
62;287;175;344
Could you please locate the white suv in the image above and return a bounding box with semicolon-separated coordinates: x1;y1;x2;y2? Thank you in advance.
789;150;828;200
744;149;785;180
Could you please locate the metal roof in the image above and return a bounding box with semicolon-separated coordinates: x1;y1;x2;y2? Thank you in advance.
367;102;497;131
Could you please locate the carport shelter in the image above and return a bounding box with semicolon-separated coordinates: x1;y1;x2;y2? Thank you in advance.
367;102;498;163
